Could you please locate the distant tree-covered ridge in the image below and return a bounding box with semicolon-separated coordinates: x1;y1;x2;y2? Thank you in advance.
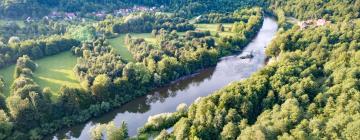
268;0;360;22
2;0;358;21
0;0;264;19
96;12;195;37
0;35;80;69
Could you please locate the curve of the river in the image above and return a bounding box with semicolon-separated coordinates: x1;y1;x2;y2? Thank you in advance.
53;17;278;140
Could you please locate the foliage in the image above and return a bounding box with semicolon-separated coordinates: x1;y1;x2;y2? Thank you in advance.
0;19;69;43
138;103;188;134
0;35;80;69
0;0;265;19
268;0;360;22
89;121;129;140
7;55;51;133
67;25;96;42
107;13;195;35
147;14;360;140
6;1;358;139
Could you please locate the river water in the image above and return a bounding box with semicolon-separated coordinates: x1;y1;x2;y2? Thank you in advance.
53;17;278;140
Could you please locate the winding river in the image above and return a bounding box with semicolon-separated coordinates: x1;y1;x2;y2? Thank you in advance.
52;17;278;140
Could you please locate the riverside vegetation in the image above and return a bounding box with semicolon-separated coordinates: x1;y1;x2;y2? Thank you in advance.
0;0;359;139
0;1;264;139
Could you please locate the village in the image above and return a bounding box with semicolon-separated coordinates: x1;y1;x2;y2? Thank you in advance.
25;5;163;23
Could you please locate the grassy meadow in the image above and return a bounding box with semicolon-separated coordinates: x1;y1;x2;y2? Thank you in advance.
0;19;26;28
195;23;235;36
107;24;236;62
0;51;80;99
108;33;155;61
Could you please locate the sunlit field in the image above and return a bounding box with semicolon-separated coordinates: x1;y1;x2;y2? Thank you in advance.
195;23;235;36
108;33;156;61
0;19;25;28
0;51;80;99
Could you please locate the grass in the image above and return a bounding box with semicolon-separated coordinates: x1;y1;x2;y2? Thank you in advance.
0;51;80;100
0;19;26;28
0;65;15;97
195;23;235;37
108;24;236;62
108;33;155;61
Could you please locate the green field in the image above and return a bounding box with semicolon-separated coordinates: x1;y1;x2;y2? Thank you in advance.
195;23;235;36
108;33;155;61
108;25;235;61
0;28;227;98
0;19;26;28
0;51;80;99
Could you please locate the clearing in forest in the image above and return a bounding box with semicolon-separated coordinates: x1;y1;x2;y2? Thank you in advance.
195;23;235;36
108;33;156;61
0;51;80;99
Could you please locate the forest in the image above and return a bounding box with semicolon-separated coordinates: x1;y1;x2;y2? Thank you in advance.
0;1;265;139
0;0;360;140
134;1;360;140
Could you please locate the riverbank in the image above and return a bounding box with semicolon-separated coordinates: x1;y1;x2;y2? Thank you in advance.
50;17;278;139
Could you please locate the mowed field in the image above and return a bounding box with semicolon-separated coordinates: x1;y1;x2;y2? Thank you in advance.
0;51;80;99
108;33;155;61
0;19;25;28
195;23;235;36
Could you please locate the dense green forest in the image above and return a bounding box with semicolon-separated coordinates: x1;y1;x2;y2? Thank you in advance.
0;0;263;18
268;0;360;21
0;0;360;139
0;2;265;138
144;21;360;139
136;1;360;140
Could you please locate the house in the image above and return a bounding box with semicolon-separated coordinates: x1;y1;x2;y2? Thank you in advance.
65;13;76;20
95;11;106;19
305;19;314;24
26;17;32;23
316;19;327;26
96;13;106;17
298;21;308;29
50;11;62;19
115;8;132;16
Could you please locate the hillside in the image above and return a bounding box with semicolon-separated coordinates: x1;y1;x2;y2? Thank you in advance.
0;0;359;140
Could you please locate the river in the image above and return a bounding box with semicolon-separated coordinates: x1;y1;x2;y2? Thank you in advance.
52;17;278;140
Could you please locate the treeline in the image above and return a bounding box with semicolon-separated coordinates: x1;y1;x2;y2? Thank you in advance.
5;56;52;139
90;121;129;140
217;8;264;54
0;20;69;43
0;7;263;139
268;0;360;22
0;35;80;69
138;103;188;136
144;15;360;140
172;0;266;18
194;13;242;24
195;7;262;24
0;0;265;19
125;29;218;85
96;13;195;37
0;0;128;18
